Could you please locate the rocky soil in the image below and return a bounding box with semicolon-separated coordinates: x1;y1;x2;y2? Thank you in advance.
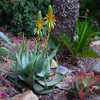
0;38;100;100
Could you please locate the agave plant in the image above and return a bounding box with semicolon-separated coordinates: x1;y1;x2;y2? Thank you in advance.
0;32;64;94
59;20;99;58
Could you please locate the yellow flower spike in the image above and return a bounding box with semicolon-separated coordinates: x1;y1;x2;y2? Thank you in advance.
34;11;44;37
45;5;56;32
36;19;44;31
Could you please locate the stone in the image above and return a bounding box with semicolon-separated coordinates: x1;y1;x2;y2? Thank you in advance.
87;95;100;100
56;66;72;75
92;62;100;74
56;75;75;90
91;40;100;56
40;89;67;100
51;0;79;38
11;90;38;100
91;40;100;46
90;41;100;73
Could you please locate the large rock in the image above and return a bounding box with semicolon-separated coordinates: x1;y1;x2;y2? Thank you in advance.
11;90;38;100
90;40;100;74
92;59;100;74
91;40;100;56
87;95;100;100
51;0;79;38
40;89;67;100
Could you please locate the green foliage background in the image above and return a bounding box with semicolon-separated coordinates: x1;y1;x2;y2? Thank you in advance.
80;0;100;21
0;0;51;36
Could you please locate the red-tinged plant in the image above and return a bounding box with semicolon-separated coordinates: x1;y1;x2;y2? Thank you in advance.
77;72;95;86
95;75;100;83
79;89;85;100
89;75;100;94
77;72;97;98
67;72;96;100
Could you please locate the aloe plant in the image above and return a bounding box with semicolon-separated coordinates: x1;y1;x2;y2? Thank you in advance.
14;43;64;94
0;32;64;94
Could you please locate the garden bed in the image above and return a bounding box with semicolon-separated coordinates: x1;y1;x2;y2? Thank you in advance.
0;41;100;100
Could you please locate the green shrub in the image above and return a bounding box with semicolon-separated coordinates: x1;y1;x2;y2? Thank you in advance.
80;0;94;16
80;0;100;22
54;20;99;58
0;0;51;36
0;0;13;26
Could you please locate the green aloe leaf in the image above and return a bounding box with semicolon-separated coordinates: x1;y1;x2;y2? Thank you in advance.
36;74;63;87
76;21;89;52
33;83;44;92
0;47;9;57
0;32;13;47
33;83;53;94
